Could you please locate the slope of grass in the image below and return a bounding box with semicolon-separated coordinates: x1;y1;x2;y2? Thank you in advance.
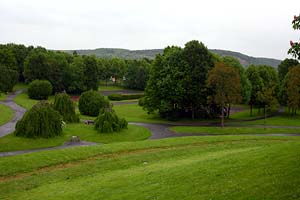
0;93;7;101
170;126;300;135
0;104;14;126
98;85;125;91
0;124;150;152
0;136;299;199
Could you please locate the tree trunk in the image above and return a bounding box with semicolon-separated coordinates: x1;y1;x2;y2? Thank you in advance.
250;104;253;117
227;104;231;119
191;105;195;120
221;105;224;128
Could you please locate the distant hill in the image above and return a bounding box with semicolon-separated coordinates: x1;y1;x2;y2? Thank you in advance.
62;48;281;68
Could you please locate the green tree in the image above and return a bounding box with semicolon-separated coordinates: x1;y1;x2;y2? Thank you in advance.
222;56;251;104
83;56;99;91
63;56;86;94
53;93;79;123
0;65;19;93
78;90;109;116
15;102;62;138
207;62;241;127
144;40;214;120
0;45;17;70
123;59;150;90
27;80;53;100
286;67;300;115
94;107;127;133
278;58;299;82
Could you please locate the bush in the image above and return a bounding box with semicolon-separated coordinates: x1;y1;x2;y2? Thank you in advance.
94;108;128;133
78;90;109;116
28;80;52;100
15;102;62;138
108;93;144;101
53;93;79;123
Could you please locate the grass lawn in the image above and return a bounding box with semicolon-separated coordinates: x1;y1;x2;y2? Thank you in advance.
0;104;14;126
170;126;300;135
13;83;28;91
14;93;55;110
114;104;166;123
98;85;125;91
0;93;7;101
0;136;299;199
229;107;264;120
240;114;300;126
0;124;150;152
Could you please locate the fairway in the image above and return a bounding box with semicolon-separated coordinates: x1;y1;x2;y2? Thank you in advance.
0;136;299;200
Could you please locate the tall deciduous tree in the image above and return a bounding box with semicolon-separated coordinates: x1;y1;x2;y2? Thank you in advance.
278;58;299;82
207;62;241;127
83;56;99;91
144;41;214;120
286;67;300;115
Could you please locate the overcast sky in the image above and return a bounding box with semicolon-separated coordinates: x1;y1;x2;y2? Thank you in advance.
0;0;299;59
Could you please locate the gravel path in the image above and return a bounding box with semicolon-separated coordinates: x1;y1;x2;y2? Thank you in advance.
0;90;26;137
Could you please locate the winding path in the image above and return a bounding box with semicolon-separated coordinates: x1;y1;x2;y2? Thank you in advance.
0;91;300;157
0;90;26;137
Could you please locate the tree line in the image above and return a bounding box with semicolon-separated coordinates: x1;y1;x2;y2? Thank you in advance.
143;40;300;121
0;44;151;94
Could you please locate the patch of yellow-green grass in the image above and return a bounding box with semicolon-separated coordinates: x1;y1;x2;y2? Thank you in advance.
13;83;28;91
170;126;300;135
0;124;150;152
98;85;125;91
0;93;7;101
114;104;166;123
0;104;14;126
14;93;54;110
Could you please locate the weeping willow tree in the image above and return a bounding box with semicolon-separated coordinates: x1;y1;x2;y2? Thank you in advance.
53;93;79;123
15;102;63;138
94;107;127;133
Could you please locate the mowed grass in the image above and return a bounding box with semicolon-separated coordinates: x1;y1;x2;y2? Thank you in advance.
0;104;14;126
14;93;55;110
114;104;166;123
0;136;299;199
0;93;7;101
98;85;125;91
241;114;300;126
170;126;300;135
0;124;150;152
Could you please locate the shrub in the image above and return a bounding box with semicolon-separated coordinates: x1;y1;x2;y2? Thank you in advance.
94;108;128;133
78;90;109;116
53;93;79;123
15;102;62;138
107;94;123;101
28;80;52;100
108;93;144;101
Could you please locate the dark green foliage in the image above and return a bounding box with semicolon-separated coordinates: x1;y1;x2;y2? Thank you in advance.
0;65;18;93
108;93;144;101
94;108;128;133
123;59;150;90
278;58;299;82
78;90;109;116
28;80;52;100
15;102;62;138
0;45;17;70
144;40;214;120
83;56;99;91
53;93;79;123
